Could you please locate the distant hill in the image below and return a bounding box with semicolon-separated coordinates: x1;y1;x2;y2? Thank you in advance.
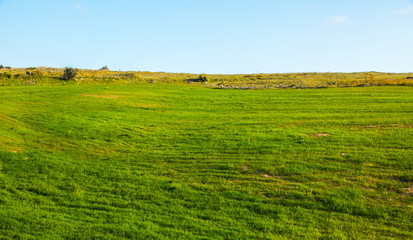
1;67;412;88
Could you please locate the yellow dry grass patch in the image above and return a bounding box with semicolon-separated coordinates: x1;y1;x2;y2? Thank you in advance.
0;114;25;153
391;124;413;129
275;124;297;129
0;139;24;153
365;124;413;129
363;162;374;167
129;103;160;108
0;113;19;127
82;94;121;99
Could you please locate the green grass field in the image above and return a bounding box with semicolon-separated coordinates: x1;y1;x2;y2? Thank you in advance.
0;84;412;239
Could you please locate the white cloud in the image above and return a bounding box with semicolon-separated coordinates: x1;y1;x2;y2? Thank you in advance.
325;15;349;25
393;5;413;15
74;2;88;15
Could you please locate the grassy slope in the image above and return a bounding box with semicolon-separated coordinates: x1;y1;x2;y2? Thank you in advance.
0;84;412;239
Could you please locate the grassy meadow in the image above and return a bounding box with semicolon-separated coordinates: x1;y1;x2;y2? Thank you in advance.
0;80;412;239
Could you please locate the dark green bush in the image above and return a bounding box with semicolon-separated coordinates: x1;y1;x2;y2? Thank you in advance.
1;72;13;79
198;74;209;83
62;67;78;80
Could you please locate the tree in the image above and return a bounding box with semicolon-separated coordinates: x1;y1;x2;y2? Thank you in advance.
62;67;78;80
100;65;109;70
198;74;209;83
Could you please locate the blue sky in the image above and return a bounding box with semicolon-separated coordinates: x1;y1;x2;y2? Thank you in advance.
0;0;412;73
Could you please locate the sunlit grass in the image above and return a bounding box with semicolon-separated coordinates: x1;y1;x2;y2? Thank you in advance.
0;84;412;239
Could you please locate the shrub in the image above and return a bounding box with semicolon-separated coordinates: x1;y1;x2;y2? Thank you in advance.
120;73;140;78
1;72;13;79
100;66;109;71
0;65;3;69
62;67;78;80
31;70;44;77
198;74;209;83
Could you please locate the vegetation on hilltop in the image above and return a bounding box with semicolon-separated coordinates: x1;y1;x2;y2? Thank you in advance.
0;67;412;88
62;67;78;80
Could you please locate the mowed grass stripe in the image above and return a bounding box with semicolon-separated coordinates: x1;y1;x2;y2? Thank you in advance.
0;84;412;239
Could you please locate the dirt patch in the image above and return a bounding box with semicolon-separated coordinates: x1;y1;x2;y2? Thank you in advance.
391;124;413;129
403;184;413;196
82;94;121;99
311;133;331;138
